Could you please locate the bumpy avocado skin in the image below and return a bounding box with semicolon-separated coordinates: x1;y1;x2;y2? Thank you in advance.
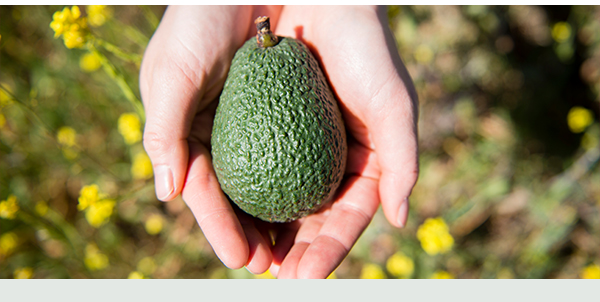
211;36;347;223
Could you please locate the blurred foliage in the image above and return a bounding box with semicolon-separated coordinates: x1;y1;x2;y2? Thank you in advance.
1;5;599;279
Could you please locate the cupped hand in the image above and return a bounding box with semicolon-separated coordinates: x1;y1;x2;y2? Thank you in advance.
140;5;284;273
139;5;418;279
270;5;419;278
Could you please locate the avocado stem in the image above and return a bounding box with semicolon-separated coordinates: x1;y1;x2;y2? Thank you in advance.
255;16;278;48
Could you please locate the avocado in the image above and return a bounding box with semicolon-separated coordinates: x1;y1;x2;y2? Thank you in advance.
211;17;347;223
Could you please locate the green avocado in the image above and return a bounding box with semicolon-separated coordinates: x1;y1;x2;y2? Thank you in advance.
211;17;347;223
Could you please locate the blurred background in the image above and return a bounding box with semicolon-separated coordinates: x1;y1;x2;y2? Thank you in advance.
0;5;599;279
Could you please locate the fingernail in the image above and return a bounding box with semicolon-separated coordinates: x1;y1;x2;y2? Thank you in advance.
244;266;256;275
269;263;280;278
154;165;174;201
397;197;409;228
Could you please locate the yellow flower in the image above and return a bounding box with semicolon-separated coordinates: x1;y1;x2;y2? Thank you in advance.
567;106;594;133
0;195;19;219
49;6;89;49
87;5;112;27
49;8;70;38
69;5;81;19
0;232;19;256
145;214;164;235
137;257;157;275
414;44;434;64
84;243;109;271
581;132;599;151
128;271;145;279
62;148;79;160
497;267;514;279
14;267;34;279
79;52;102;72
255;270;275;279
63;25;87;49
386;252;414;278
57;126;77;147
78;184;115;228
118;113;142;145
78;184;101;211
417;217;454;256
35;201;49;217
552;22;571;43
132;151;153;180
0;83;13;107
56;126;79;159
360;263;386;279
430;270;454;279
85;199;116;228
580;263;600;279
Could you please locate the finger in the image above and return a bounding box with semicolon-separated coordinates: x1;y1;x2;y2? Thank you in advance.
141;57;198;201
276;212;328;279
294;210;329;243
295;175;379;279
140;7;202;201
181;141;249;269
314;7;418;228
363;10;419;228
140;6;253;201
276;242;310;279
237;212;273;274
269;263;281;278
295;236;349;279
366;86;418;229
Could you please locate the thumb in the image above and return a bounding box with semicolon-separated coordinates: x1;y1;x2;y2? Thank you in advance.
140;54;199;201
140;6;254;201
139;7;199;202
366;10;419;227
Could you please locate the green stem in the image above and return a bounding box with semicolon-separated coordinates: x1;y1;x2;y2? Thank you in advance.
0;83;53;133
17;208;86;262
0;84;123;180
115;180;153;204
140;5;160;30
96;38;142;66
89;45;146;121
255;16;278;48
110;19;150;48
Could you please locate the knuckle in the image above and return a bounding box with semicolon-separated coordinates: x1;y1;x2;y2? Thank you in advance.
142;131;173;157
167;40;205;88
170;58;201;90
406;166;420;186
395;161;419;185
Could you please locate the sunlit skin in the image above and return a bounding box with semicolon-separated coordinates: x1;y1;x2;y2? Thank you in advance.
139;5;418;279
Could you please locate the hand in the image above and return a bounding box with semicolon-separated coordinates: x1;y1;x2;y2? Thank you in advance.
139;5;418;279
269;6;419;278
139;5;284;272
